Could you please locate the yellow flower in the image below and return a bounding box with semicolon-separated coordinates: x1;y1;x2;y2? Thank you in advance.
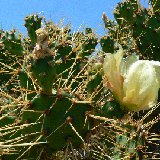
103;49;160;112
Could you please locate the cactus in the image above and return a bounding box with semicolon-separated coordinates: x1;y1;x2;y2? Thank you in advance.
0;30;24;94
100;1;160;157
86;54;103;102
100;35;115;53
149;0;160;12
88;114;152;159
102;0;160;61
0;15;99;160
24;14;42;45
1;2;160;159
0;29;24;56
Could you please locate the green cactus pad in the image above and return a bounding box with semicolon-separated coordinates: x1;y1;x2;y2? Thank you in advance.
20;91;93;153
24;14;42;44
100;36;114;53
44;96;93;151
112;124;145;160
1;30;24;56
18;68;36;99
29;56;56;94
101;100;125;119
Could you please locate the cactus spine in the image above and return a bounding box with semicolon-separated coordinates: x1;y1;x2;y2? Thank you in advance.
1;0;160;159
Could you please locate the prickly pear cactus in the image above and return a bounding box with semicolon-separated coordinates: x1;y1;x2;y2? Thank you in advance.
102;0;160;60
24;14;42;45
0;15;100;160
1;1;160;159
0;29;24;94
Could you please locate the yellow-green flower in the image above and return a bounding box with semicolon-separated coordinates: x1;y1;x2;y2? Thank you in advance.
103;49;160;112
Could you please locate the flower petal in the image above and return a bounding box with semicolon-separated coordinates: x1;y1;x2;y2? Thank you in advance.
148;60;160;87
123;60;159;111
103;49;124;101
120;54;139;77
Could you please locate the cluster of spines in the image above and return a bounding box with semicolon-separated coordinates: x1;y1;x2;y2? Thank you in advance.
0;15;101;160
1;6;160;159
103;0;160;60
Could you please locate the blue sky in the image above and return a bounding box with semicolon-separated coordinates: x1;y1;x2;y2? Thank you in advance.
0;0;148;35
